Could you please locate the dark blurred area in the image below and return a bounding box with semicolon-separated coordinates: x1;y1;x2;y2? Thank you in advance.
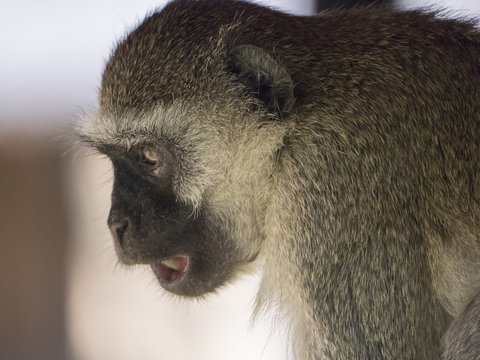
0;132;67;360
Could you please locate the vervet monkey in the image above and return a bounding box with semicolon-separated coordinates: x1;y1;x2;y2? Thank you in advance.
78;0;480;358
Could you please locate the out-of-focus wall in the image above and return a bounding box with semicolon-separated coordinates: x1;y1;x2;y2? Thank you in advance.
399;0;480;13
0;133;67;360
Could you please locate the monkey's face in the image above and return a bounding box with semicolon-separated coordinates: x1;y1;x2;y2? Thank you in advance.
79;7;295;297
105;138;225;297
82;99;287;297
107;146;238;296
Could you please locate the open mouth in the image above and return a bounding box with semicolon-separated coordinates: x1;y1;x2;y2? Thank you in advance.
151;255;190;285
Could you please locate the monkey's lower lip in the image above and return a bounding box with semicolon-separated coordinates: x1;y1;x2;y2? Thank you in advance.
151;255;190;285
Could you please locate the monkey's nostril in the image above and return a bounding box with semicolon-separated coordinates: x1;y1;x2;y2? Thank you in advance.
111;218;130;246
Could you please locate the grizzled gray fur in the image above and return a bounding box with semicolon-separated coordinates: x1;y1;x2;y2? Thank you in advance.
79;0;480;358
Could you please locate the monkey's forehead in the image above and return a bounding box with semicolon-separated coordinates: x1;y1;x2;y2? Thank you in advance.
99;5;236;114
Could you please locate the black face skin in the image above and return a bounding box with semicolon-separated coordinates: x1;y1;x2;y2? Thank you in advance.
105;144;241;297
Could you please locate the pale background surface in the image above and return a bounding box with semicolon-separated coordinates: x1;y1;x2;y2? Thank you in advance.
1;1;480;360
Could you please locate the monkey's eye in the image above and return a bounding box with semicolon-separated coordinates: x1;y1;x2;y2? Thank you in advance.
141;145;159;165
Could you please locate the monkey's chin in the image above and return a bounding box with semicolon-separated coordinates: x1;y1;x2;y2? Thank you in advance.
151;255;190;287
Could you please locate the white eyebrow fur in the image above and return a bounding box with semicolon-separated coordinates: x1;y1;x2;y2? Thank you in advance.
76;102;221;212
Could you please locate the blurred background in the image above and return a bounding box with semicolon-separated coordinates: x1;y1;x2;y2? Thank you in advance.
1;1;479;359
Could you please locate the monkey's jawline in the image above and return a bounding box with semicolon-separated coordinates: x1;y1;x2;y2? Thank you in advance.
151;255;190;285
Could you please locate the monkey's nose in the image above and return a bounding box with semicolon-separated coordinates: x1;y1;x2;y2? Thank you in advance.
109;218;130;247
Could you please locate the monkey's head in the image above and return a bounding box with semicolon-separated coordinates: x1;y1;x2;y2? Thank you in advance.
78;1;295;297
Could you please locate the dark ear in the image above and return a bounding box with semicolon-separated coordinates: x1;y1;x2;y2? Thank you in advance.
228;45;294;118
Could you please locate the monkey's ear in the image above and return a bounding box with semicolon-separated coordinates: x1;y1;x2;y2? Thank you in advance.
228;45;294;118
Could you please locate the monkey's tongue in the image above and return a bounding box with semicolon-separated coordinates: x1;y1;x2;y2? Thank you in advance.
151;255;189;284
